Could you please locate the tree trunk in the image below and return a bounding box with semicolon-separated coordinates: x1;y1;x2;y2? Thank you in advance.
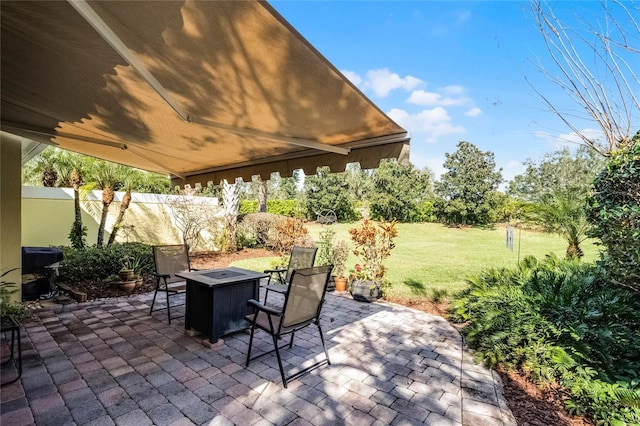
258;179;267;213
97;202;110;246
108;191;131;245
70;185;86;249
566;241;584;259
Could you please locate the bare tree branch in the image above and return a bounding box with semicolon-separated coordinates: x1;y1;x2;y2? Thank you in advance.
529;0;640;155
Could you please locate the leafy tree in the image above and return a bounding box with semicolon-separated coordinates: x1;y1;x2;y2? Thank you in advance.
509;146;605;258
509;147;604;203
587;131;640;292
369;159;432;222
344;163;373;203
135;171;171;194
268;172;299;200
303;166;357;222
434;141;503;225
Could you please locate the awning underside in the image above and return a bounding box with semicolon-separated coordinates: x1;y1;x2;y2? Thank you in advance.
1;0;409;183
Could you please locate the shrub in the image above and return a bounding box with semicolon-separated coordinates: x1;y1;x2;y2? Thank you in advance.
587;135;640;292
413;200;437;222
349;220;398;296
0;269;29;320
316;226;336;267
240;200;306;218
239;200;258;215
267;199;306;218
269;217;313;254
451;255;640;425
58;243;153;282
239;213;282;247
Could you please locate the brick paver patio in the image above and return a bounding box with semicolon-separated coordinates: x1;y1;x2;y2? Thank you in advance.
1;289;515;425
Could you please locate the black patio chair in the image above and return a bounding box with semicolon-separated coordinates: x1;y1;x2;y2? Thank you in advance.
245;265;333;388
149;244;193;324
263;246;317;304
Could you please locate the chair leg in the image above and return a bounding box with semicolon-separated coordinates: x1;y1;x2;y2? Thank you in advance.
165;286;171;324
317;324;331;366
289;332;295;348
149;280;159;315
246;324;256;366
272;334;287;388
264;287;270;305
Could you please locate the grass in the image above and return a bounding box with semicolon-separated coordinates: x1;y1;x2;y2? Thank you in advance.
232;222;602;299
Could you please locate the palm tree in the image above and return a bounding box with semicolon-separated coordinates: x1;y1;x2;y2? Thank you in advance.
22;147;60;187
108;169;137;245
57;151;89;249
537;189;590;259
93;161;120;246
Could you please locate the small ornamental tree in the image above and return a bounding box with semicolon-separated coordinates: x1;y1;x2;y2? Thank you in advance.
587;132;640;292
349;220;398;296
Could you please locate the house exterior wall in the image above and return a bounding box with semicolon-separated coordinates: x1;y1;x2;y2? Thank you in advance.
1;138;23;302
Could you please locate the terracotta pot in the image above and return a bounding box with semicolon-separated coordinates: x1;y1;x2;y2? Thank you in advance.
119;269;135;281
115;280;136;293
334;276;348;292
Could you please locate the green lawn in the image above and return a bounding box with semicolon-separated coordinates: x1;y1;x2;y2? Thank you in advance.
232;222;601;298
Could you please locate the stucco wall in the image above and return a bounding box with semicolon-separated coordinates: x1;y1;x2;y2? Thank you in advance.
1;138;23;301
22;186;222;250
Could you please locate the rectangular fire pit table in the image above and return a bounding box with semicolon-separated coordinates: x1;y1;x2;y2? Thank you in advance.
177;267;268;344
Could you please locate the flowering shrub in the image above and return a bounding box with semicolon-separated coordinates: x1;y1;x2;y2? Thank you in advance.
348;220;398;291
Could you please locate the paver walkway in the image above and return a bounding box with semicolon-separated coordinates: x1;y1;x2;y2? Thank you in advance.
1;290;515;425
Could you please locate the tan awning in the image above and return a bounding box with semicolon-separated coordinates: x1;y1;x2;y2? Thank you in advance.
1;0;409;185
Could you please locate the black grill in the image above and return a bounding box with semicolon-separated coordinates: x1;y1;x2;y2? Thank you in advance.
22;247;63;300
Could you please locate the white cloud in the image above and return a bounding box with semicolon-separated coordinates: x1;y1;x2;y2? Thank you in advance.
536;128;605;149
341;70;362;86
441;85;465;95
406;90;470;107
364;68;423;97
465;107;482;117
556;128;603;146
388;107;465;143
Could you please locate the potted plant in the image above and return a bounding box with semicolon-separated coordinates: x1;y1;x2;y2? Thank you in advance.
119;256;135;282
348;219;398;302
332;240;349;292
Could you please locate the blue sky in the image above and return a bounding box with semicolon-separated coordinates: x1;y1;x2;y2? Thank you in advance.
271;1;636;183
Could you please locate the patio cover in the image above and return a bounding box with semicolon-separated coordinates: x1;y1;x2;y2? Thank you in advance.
1;0;409;186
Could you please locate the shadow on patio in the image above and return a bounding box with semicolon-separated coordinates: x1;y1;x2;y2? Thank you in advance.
0;289;514;425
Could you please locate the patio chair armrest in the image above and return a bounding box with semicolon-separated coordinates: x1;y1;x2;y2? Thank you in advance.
247;299;282;316
153;273;171;279
263;267;286;274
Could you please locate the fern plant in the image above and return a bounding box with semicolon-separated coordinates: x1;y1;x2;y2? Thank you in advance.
451;255;640;425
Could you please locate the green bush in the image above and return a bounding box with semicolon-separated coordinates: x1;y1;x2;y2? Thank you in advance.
587;134;640;292
413;200;437;222
58;243;153;281
267;199;306;218
0;269;29;320
239;199;306;218
451;255;640;425
239;200;258;215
